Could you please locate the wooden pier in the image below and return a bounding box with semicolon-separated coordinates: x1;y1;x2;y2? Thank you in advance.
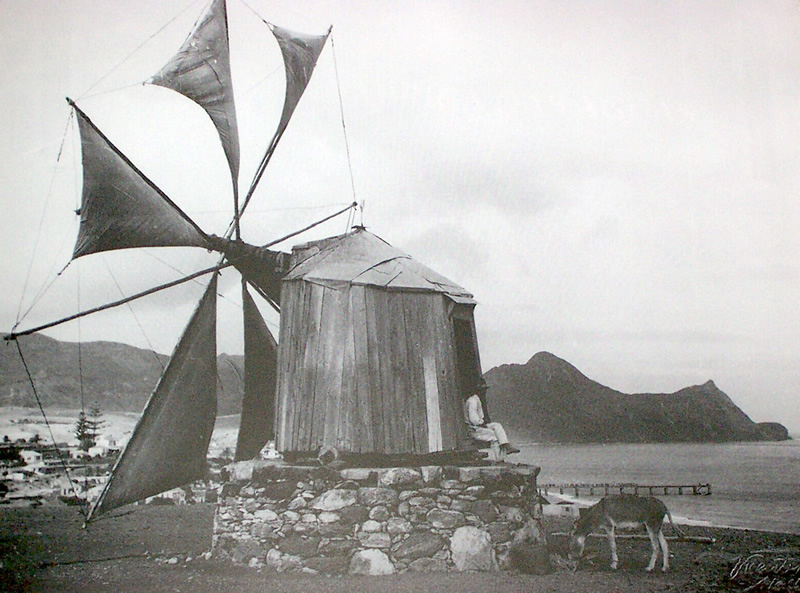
538;482;711;497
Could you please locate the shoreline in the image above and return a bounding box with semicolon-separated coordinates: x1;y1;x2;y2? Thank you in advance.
541;490;800;536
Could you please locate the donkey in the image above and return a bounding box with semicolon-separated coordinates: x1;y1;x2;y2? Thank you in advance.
569;494;680;572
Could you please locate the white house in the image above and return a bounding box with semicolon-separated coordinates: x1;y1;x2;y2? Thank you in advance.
20;449;43;466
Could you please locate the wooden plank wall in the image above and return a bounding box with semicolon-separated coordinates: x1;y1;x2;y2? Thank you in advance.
276;281;474;455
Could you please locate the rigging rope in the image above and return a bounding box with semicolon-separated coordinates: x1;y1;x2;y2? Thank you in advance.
102;259;165;372
15;115;74;330
331;34;359;210
77;0;205;100
77;264;85;413
13;339;90;521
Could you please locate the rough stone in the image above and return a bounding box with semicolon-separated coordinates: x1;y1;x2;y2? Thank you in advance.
349;549;395;575
358;532;392;548
282;510;301;522
318;523;354;537
254;508;280;522
369;505;390;521
420;466;442;483
319;538;357;556
226;460;256;482
266;548;302;572
471;500;499;523
457;467;481;483
361;519;383;532
399;490;416;501
310;489;358;511
450;499;472;512
231;537;265;564
264;480;297;501
486;521;513;544
278;534;321;558
386;517;413;535
318;511;340;524
339;504;369;525
304;556;349;574
408;557;448;572
358;487;398;507
393;532;446;561
250;523;281;539
378;467;422;487
287;497;307;510
427;509;465;529
450;526;496;571
339;468;375;482
440;479;465;490
336;480;360;490
500;506;525;523
408;496;435;509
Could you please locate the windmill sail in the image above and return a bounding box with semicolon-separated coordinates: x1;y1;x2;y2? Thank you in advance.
242;25;331;213
70;103;209;259
234;284;278;461
12;0;343;520
87;276;218;521
150;0;239;201
272;25;331;148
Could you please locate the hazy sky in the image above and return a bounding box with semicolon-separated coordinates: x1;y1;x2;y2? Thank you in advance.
2;1;798;432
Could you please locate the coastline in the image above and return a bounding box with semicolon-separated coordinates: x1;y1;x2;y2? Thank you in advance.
517;440;800;535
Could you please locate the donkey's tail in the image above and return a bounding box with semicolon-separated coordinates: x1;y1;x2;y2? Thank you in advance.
665;509;688;541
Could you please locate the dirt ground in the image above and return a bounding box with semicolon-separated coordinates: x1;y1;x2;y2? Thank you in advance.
1;501;798;593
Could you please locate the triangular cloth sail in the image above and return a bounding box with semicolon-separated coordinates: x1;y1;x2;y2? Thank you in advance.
88;276;218;521
234;284;278;461
272;25;330;143
242;25;330;212
70;103;208;259
151;0;239;195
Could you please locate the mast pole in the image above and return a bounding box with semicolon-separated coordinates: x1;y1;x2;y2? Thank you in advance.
5;264;229;341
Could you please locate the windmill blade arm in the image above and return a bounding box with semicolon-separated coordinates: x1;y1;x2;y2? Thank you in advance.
5;263;229;341
207;235;288;304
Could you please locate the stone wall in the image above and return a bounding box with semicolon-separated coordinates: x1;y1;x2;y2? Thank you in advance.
212;460;545;575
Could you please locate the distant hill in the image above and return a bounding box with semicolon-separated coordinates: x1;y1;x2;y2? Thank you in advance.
2;337;789;443
1;333;244;415
484;351;790;443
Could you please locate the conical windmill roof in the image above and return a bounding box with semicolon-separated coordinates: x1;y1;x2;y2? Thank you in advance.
285;228;474;300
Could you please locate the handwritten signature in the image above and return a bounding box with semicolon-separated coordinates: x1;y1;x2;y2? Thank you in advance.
729;553;800;592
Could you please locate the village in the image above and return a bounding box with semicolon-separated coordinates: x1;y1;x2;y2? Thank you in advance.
0;412;224;510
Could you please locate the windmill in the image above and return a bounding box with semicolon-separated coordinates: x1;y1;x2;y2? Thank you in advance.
7;0;487;522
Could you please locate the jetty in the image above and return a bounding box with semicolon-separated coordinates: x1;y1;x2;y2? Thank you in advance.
538;482;712;497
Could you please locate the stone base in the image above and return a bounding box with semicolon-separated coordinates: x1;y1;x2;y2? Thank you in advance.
212;460;545;574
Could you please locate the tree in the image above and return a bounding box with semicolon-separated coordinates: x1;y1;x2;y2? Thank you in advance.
86;404;106;447
74;411;92;451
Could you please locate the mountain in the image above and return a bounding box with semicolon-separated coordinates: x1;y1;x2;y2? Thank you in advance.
484;351;790;443
1;333;244;415
2;337;789;443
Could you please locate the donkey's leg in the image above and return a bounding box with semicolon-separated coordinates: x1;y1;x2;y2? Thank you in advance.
657;528;669;571
606;526;618;569
644;524;659;572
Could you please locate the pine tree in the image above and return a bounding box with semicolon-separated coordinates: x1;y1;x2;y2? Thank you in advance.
74;411;92;451
86;404;106;447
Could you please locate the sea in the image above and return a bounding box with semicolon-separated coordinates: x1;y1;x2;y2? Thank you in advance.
514;440;800;535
